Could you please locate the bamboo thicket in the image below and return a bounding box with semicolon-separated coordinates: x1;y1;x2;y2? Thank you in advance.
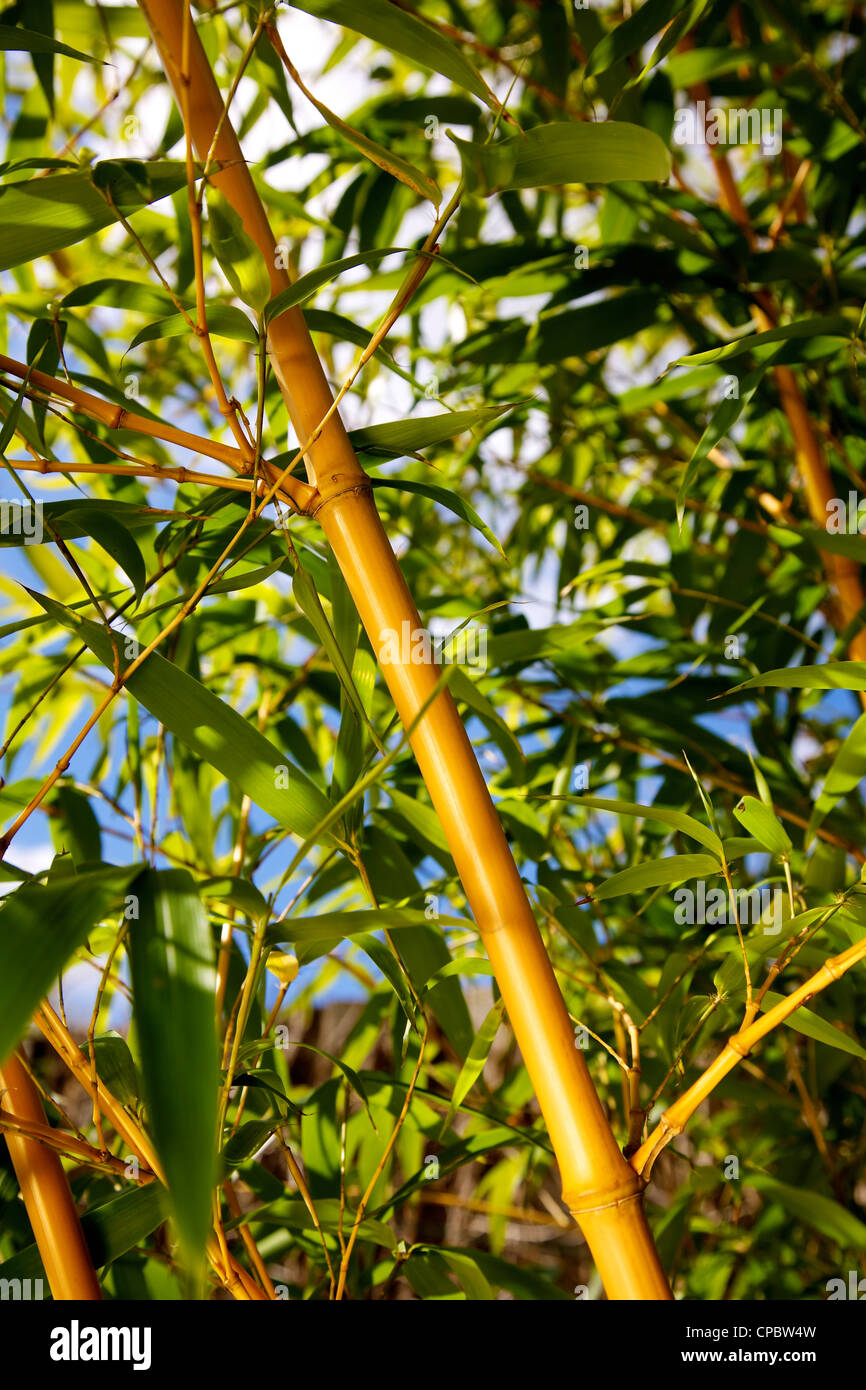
138;0;671;1299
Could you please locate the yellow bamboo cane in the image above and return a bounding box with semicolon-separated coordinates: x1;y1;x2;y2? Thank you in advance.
0;1053;102;1299
138;0;671;1298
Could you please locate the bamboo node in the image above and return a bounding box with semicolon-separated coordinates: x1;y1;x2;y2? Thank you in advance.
310;480;374;517
564;1174;647;1217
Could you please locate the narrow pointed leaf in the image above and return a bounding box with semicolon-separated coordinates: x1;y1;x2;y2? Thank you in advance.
26;589;333;840
127;869;219;1271
732;796;792;857
289;0;496;106
451;123;671;195
0;161;190;271
572;794;723;854
594;853;721;901
0;865;140;1063
440;998;506;1135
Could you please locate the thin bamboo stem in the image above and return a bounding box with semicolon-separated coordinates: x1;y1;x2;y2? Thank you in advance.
631;935;866;1179
0;1053;102;1299
0;354;240;467
688;79;866;664
139;0;671;1298
7;454;260;492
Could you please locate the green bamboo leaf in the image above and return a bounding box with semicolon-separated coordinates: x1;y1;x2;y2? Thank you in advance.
750;1176;866;1250
292;566;372;733
0;865;140;1064
206;189;271;314
458;292;660;365
668;317;852;370
289;0;495;106
277;51;440;203
732;795;792;857
372;477;505;556
571;795;723;854
451;122;671;195
730;663;866;693
126;304;257;352
246;1195;392;1246
63;508;147;603
0;1182;168;1286
760;992;866;1061
200;876;269;921
0;371;34;459
127;869;219;1273
747;751;775;809
594;852;721;901
807;712;866;845
264;247;407;325
83;1032;140;1108
0;24;100;63
49;784;102;865
714;906;833;998
268;907;468;951
230;1070;302;1118
290;1043;377;1131
0;500;177;546
585;0;693;78
355;931;419;1027
61;278;181;316
0;161;190;271
438;1248;495;1300
386;786;451;856
439;998;506;1136
624;0;711;90
25;589;334;840
350;405;512;458
676;362;767;524
422;957;495;993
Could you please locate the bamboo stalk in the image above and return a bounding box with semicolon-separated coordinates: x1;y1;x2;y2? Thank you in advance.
139;0;671;1298
0;1053;102;1299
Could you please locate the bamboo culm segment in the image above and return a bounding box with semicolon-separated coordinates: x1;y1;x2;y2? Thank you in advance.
0;1054;102;1300
140;0;671;1298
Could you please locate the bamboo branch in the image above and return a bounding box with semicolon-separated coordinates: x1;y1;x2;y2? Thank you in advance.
0;354;241;467
0;1106;149;1183
0;354;315;510
32;1005;263;1300
8;455;260;492
687;79;866;665
631;935;866;1179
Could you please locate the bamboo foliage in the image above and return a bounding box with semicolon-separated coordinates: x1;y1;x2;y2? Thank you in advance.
1;0;866;1305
